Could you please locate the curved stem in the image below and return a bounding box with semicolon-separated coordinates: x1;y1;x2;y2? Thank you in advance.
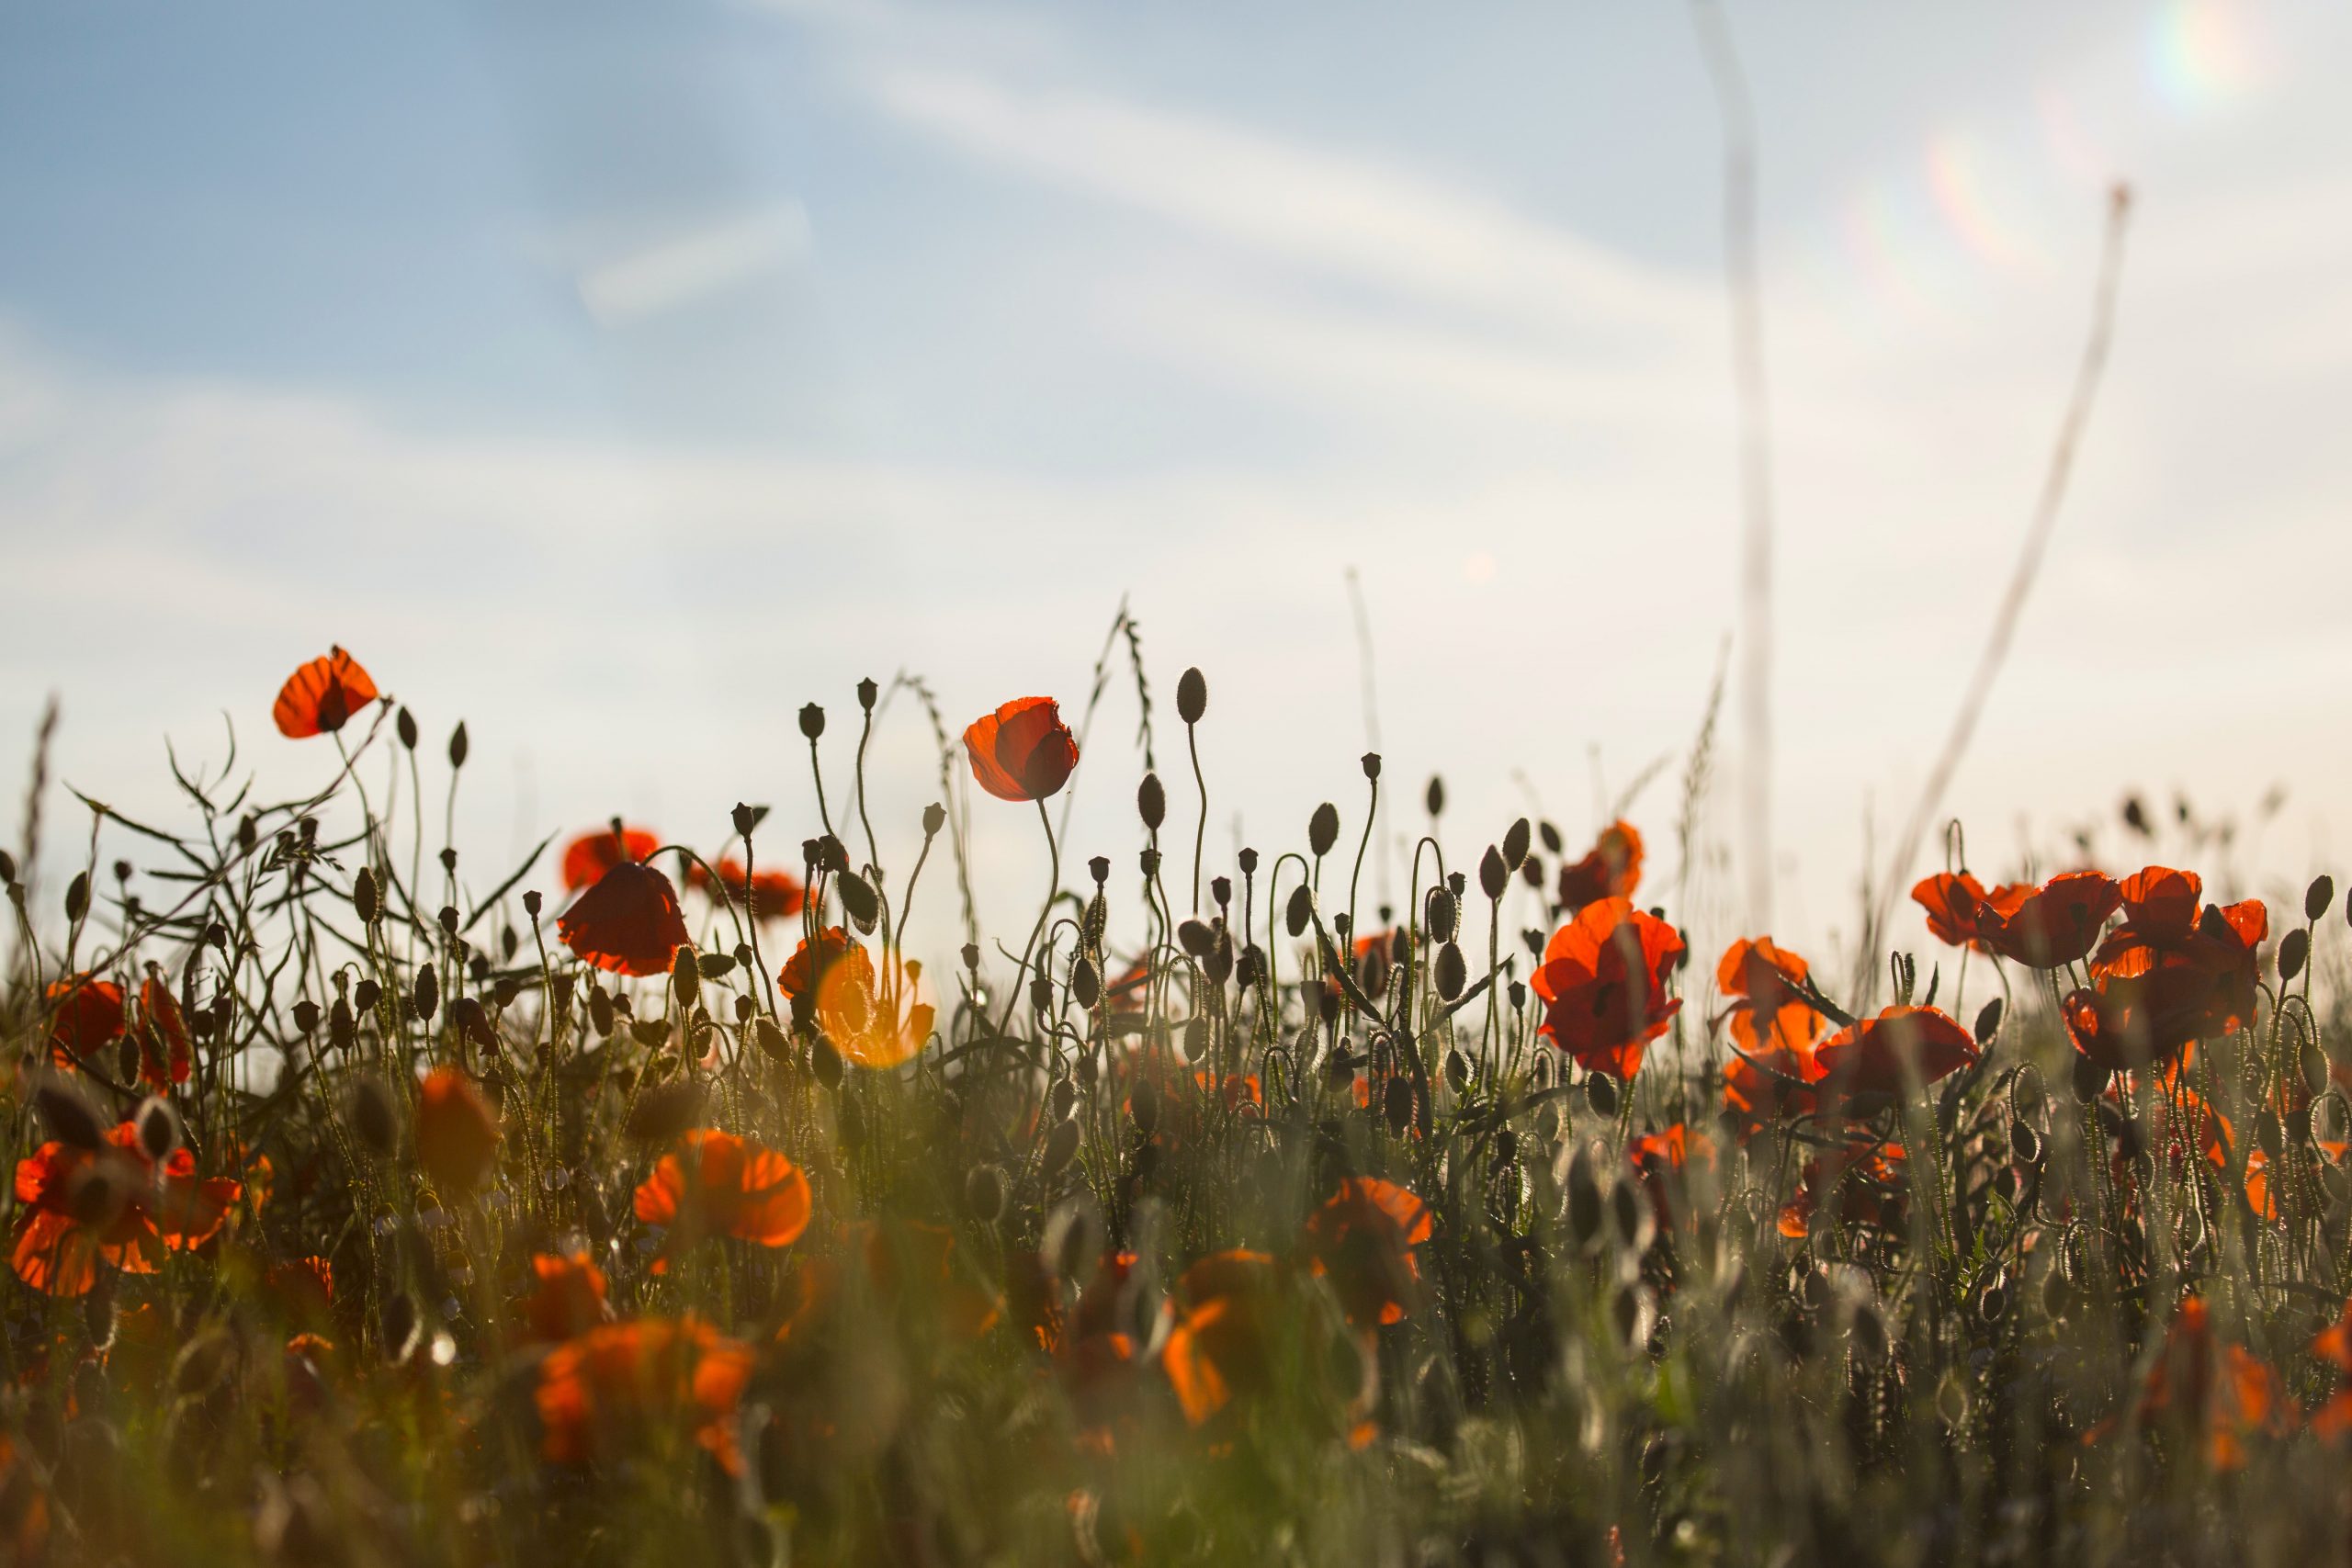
994;798;1060;1042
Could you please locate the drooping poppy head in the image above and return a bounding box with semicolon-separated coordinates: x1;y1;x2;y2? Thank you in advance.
1810;1005;1978;1104
1300;1177;1431;1326
1911;872;2006;953
535;1315;755;1474
272;647;380;739
521;1251;612;1344
632;1130;811;1266
1983;871;2121;968
962;697;1080;803
416;1066;500;1197
1556;821;1644;910
45;975;126;1064
557;861;692;977
1715;937;1821;1056
815;945;935;1069
1530;897;1687;1082
561;827;662;892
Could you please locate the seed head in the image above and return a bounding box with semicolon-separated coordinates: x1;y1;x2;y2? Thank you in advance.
798;704;826;740
1176;667;1207;725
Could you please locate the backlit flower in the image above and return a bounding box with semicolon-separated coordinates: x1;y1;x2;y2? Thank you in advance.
1555;820;1643;909
1911;871;2007;953
536;1316;755;1474
815;944;934;1069
560;826;661;892
633;1129;810;1270
10;1122;241;1297
1530;897;1687;1081
1300;1178;1430;1327
557;861;692;977
962;696;1080;803
1983;870;2120;968
272;647;379;739
1810;1005;1976;1103
1716;937;1820;1056
415;1066;500;1197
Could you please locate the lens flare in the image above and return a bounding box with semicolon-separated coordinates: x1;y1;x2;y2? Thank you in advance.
2147;0;2265;114
1925;132;2035;270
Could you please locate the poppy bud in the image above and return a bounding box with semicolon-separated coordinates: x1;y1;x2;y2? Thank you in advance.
237;816;258;853
588;986;615;1039
1140;848;1160;878
34;1078;105;1150
64;872;88;923
753;1016;789;1063
812;1038;845;1089
1478;846;1508;902
133;1095;180;1161
1072;957;1101;1010
1974;998;2003;1046
922;802;946;838
1205;930;1234;985
1361;753;1381;781
1177;667;1207;725
819;836;850;874
1285;885;1312;939
1042;1116;1080;1179
1435;942;1466;1001
349;1075;399;1159
858;677;879;712
2070;1054;2109;1102
1444;1048;1470;1093
838;873;879;933
1029;974;1054;1014
1384;1077;1413;1135
354;867;380;925
1131;1080;1160;1135
798;704;825;740
411;964;438;1023
1500;818;1531;871
2308;875;2336;924
447;722;469;770
1182;1017;1209;1063
1138;773;1166;831
1237;944;1264;989
0;849;13;884
1425;775;1444;817
1178;919;1214;959
2280;928;2310;982
697;951;738;981
450;996;494;1051
1586;1073;1618;1117
962;943;982;971
1427;888;1458;942
1520;857;1544;891
116;1034;139;1082
964;1163;1006;1223
1309;803;1340;858
1049;1078;1080;1121
2009;1119;2042;1166
329;996;356;1051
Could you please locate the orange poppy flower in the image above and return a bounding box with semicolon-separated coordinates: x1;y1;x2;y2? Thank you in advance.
521;1250;612;1343
266;1255;335;1323
1716;937;1821;1056
556;861;692;977
536;1316;755;1474
1162;1253;1285;1427
45;974;126;1064
1810;1005;1977;1103
1555;820;1643;909
10;1122;242;1296
2113;1295;2294;1470
815;944;934;1069
272;647;379;739
1911;871;2007;953
415;1067;500;1197
632;1129;810;1269
134;975;191;1088
560;826;661;892
1776;1140;1907;1239
1627;1123;1715;1233
2067;869;2267;1071
1300;1178;1431;1327
692;857;806;921
2310;1303;2352;1438
1981;870;2120;968
1530;897;1687;1082
1722;1036;1823;1141
962;696;1080;803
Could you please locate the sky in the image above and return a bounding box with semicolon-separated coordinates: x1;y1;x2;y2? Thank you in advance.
1;0;2347;976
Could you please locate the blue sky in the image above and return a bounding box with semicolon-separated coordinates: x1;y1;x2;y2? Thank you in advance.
2;0;2347;963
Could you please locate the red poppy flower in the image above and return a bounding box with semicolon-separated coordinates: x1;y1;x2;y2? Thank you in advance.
560;826;661;892
962;696;1080;803
45;975;125;1065
521;1250;612;1343
693;857;806;921
1776;1140;1907;1239
1627;1124;1715;1233
415;1066;500;1197
266;1255;335;1322
536;1315;755;1474
134;975;191;1088
1300;1177;1431;1326
11;1122;242;1297
1530;897;1687;1082
556;861;692;977
1911;871;2007;953
1722;1037;1824;1141
633;1130;810;1270
1716;937;1821;1056
815;944;934;1069
272;647;379;739
1163;1252;1284;1426
1810;1005;1977;1102
2109;1295;2294;1471
2068;869;2267;1070
1555;820;1643;909
1979;870;2120;967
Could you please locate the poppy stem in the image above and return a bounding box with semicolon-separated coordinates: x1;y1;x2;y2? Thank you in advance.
1187;719;1206;915
994;798;1060;1043
1346;772;1378;957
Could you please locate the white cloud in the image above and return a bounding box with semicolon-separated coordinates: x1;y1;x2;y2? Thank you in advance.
572;204;814;326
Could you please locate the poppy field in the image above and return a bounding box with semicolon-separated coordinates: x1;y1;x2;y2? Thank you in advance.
1;643;2347;1567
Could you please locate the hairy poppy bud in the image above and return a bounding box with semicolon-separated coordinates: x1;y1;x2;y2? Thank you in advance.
1445;1048;1470;1093
1425;775;1444;817
1384;1077;1413;1135
838;873;879;933
812;1038;844;1089
450;996;494;1051
857;677;878;712
1502;818;1532;872
1361;753;1381;781
2280;928;2310;982
1285;885;1312;939
1974;998;2003;1046
1131;1079;1160;1136
1435;942;1466;1001
134;1095;180;1161
1041;1116;1080;1179
697;951;738;981
1520;857;1544;891
753;1015;789;1063
349;1075;399;1158
1029;974;1054;1014
1479;846;1508;901
798;704;825;739
1178;919;1214;959
34;1077;105;1150
1049;1077;1080;1121
587;985;615;1038
1309;803;1340;858
397;706;419;750
0;849;14;884
1072;957;1101;1010
64;872;88;923
354;867;380;925
965;1163;1006;1223
922;802;946;837
1536;820;1563;856
330;996;357;1051
447;722;469;770
1586;1072;1618;1117
1177;667;1207;725
1237;944;1264;989
1137;773;1166;831
1427;887;1458;942
1182;1017;1209;1062
1205;930;1234;985
670;946;700;1010
2308;874;2335;924
413;964;438;1023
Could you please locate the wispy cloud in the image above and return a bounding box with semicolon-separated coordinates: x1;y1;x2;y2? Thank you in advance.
572;204;814;326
